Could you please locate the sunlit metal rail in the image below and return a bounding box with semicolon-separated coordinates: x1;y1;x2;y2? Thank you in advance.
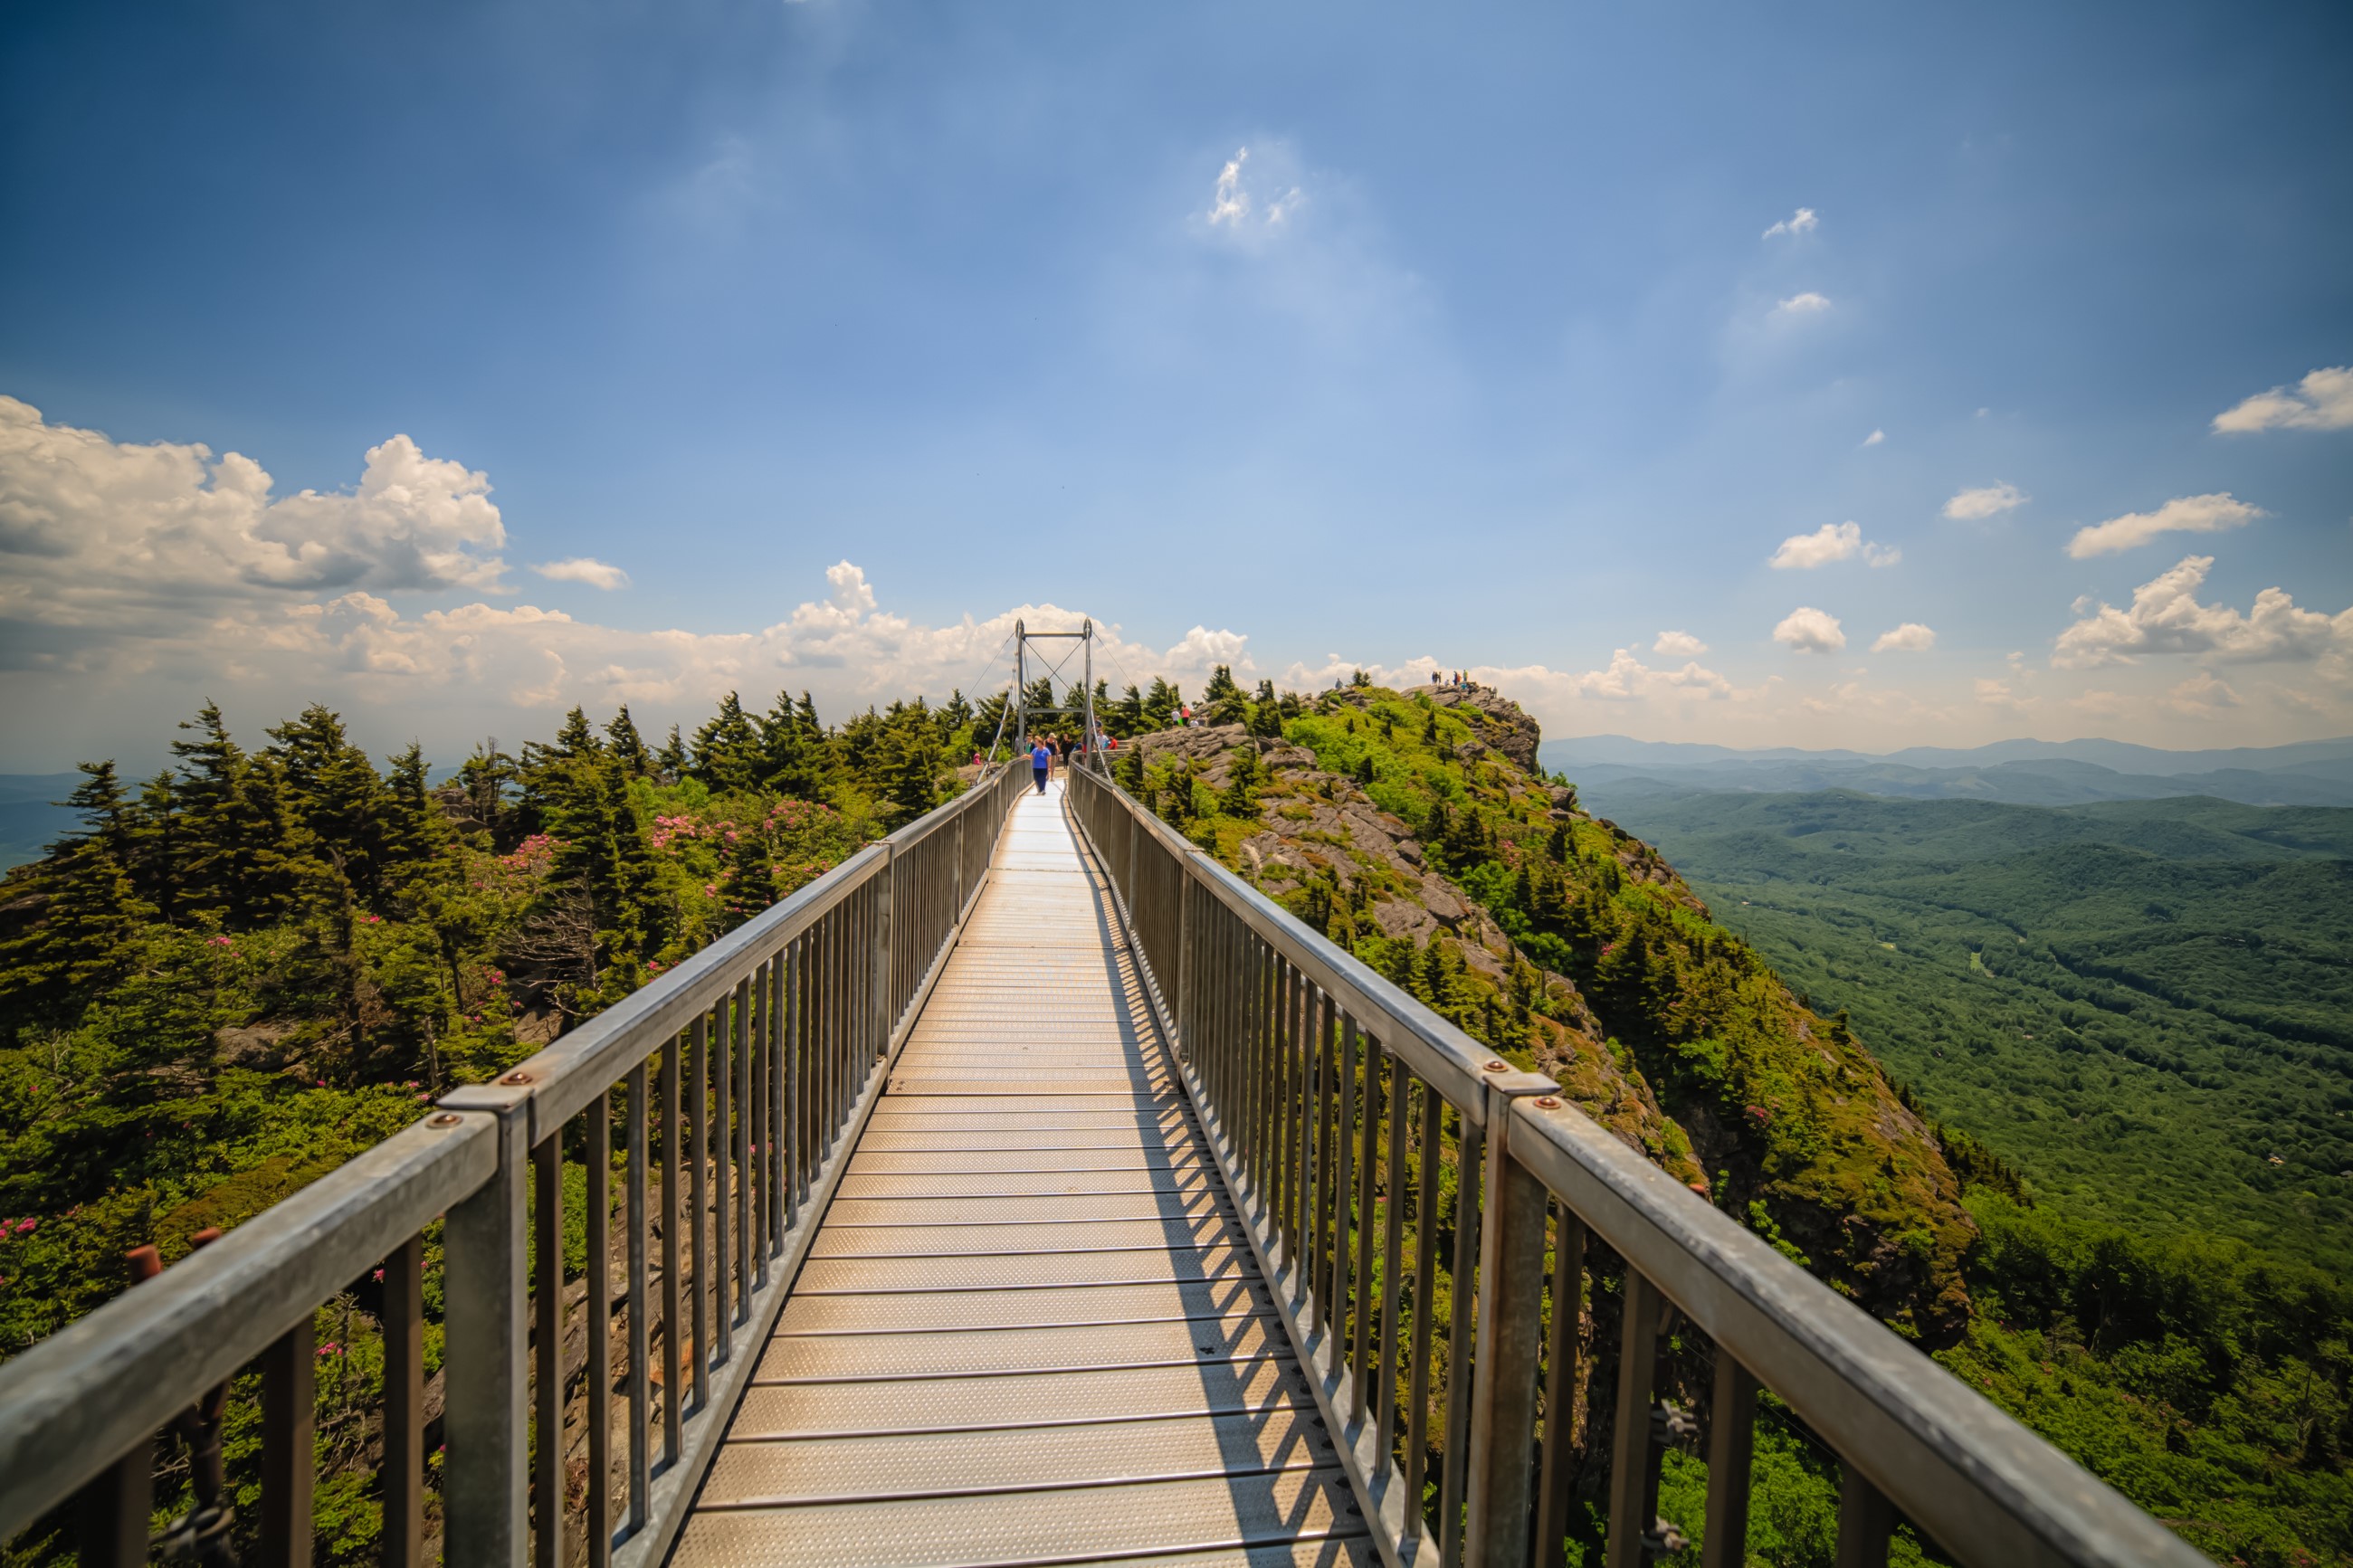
0;738;2213;1568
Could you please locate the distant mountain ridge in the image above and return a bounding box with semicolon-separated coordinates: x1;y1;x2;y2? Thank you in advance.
1543;734;2353;809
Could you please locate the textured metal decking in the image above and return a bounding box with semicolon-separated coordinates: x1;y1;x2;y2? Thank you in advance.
672;780;1373;1568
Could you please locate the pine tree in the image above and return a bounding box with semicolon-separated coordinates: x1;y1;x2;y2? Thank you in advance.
455;740;519;845
1353;753;1376;786
540;750;671;1021
1113;684;1145;737
721;818;779;930
170;703;303;924
265;704;390;901
655;725;688;779
0;763;156;1012
605;707;653;777
941;688;975;734
877;701;941;825
691;692;763;794
757;691;823;799
380;742;448;879
1143;678;1182;730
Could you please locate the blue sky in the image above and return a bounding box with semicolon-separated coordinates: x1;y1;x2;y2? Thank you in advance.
3;0;2348;770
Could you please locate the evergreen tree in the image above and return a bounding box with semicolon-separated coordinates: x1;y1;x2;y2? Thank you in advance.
454;740;519;845
655;724;689;779
721;816;779;931
973;690;1013;756
1353;753;1376;786
1142;678;1182;730
0;763;156;1012
756;690;823;798
538;750;670;1021
877;699;942;826
1112;684;1146;737
941;688;975;734
170;703;302;924
265;704;389;901
605;707;653;778
380;742;448;877
690;692;763;794
1246;694;1284;740
1204;666;1246;726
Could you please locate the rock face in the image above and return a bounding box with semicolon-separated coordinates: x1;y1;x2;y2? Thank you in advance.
1117;683;1978;1340
1127;717;1711;1192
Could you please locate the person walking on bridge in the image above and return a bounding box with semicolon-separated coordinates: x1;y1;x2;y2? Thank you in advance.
1031;736;1053;794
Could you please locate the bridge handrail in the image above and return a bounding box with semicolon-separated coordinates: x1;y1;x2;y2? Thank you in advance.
0;762;1029;1568
1065;760;2203;1568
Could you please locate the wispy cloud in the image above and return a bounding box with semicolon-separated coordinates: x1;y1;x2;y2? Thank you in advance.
1773;291;1832;317
1943;481;2025;520
2053;555;2353;667
2168;671;2243;715
535;557;633;591
1773;606;1846;653
1204;147;1303;235
1762;207;1819;240
2065;492;2263;558
1862;428;1884;447
1572;647;1735;700
2212;366;2353;433
1769;520;1900;569
1872;622;1936;652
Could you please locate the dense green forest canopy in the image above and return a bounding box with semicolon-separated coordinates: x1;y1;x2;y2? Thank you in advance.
1578;784;2353;1273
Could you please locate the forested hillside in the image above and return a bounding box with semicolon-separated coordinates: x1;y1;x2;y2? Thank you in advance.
1577;784;2353;1271
0;689;999;1355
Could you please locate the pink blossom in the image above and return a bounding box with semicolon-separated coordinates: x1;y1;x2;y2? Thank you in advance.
14;1218;34;1234
374;1269;386;1282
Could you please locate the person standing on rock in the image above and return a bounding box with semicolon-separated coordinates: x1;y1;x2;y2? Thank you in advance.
1031;736;1053;794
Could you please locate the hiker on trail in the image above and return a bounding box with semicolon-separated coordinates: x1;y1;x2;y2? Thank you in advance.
1031;737;1053;794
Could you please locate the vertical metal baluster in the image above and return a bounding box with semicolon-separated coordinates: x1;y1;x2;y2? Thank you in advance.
1281;963;1301;1270
585;1090;611;1568
750;963;767;1290
1404;1079;1441;1535
1294;973;1314;1285
1835;1471;1894;1568
531;1134;563;1568
1327;992;1346;1335
1329;1005;1352;1366
385;1233;424;1568
625;1062;650;1528
1536;1206;1586;1564
711;996;732;1364
1440;1103;1485;1568
770;953;787;1253
659;1036;681;1463
1310;989;1332;1335
1346;1019;1372;1422
260;1316;314;1568
78;1440;150;1568
1702;1350;1758;1568
1605;1271;1663;1568
1378;1058;1408;1460
786;936;803;1216
688;1016;708;1414
734;974;752;1326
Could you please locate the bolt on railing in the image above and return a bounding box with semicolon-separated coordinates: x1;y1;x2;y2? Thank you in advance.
0;763;1029;1568
1065;761;2205;1568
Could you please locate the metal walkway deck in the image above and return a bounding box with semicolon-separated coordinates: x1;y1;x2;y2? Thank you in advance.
670;781;1374;1568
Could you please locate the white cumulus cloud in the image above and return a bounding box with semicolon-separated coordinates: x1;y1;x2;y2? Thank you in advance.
1774;291;1832;317
2212;366;2353;433
2053;555;2353;668
1653;629;1709;657
2065;493;2263;558
1573;648;1736;701
1762;207;1819;240
1943;481;2026;520
0;395;508;641
1773;606;1847;653
534;557;633;591
1872;622;1936;652
1768;521;1900;569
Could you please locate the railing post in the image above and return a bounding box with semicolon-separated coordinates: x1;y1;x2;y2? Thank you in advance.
439;1083;533;1568
1463;1089;1550;1568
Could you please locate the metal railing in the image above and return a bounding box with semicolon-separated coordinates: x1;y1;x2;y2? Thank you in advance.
0;763;1029;1568
1065;762;2205;1568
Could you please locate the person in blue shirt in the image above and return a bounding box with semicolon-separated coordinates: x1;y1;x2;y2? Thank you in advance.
1031;737;1053;794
